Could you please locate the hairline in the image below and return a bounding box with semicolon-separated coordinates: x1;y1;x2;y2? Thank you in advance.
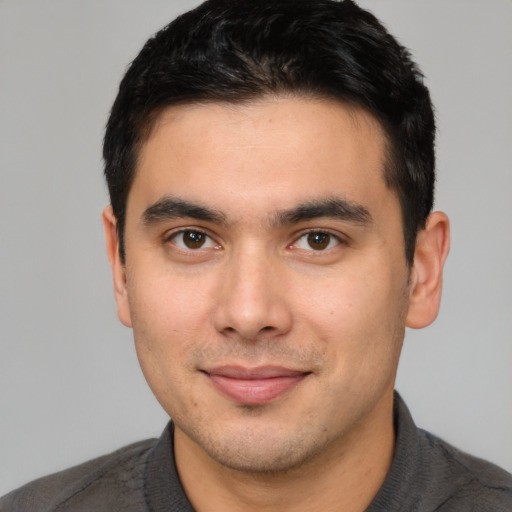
117;92;413;265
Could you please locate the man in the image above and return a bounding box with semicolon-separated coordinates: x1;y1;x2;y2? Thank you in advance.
1;0;511;510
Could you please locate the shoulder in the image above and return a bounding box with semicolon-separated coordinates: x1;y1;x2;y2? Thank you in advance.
371;394;512;512
0;438;156;512
418;428;512;511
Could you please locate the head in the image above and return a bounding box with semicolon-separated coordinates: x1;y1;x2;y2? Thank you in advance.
102;0;449;482
104;0;435;266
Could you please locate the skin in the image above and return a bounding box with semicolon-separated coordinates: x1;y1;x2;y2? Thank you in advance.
104;97;450;512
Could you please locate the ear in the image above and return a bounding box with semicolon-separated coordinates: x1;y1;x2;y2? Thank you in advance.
102;206;132;327
406;211;450;329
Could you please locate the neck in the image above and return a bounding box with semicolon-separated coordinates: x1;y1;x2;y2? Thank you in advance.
174;392;396;512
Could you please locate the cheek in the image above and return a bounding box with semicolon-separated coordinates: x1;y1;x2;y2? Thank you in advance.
295;263;407;362
127;275;210;418
130;265;212;325
126;269;216;376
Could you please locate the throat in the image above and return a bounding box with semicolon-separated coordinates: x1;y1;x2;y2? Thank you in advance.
172;403;395;512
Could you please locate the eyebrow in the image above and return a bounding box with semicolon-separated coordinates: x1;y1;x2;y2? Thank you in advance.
142;196;372;228
142;197;227;226
272;198;372;227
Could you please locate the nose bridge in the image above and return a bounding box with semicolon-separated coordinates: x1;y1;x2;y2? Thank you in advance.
213;242;292;340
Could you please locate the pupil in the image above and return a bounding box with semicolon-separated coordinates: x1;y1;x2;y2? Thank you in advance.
308;232;329;250
184;231;205;249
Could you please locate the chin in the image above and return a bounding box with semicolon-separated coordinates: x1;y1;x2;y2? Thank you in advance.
207;443;314;474
191;419;330;475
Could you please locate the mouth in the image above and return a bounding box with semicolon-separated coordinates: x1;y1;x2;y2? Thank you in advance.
201;366;311;405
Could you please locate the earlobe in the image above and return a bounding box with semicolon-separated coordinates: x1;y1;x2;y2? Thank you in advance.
102;206;132;327
406;211;450;329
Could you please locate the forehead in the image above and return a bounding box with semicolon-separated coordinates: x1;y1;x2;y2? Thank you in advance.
130;97;392;221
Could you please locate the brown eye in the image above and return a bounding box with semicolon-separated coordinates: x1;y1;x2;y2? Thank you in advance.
171;230;217;250
307;232;331;250
183;230;206;249
293;231;340;251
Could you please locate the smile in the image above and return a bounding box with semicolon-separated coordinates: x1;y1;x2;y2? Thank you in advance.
202;366;310;405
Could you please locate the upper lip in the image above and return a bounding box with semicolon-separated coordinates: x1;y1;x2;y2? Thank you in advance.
203;365;310;379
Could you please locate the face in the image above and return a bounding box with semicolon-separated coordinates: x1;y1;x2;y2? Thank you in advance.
111;97;414;473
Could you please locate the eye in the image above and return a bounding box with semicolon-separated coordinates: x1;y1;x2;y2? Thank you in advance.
293;231;340;251
169;230;218;250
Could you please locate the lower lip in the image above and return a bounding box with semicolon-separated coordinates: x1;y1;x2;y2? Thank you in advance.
207;374;308;405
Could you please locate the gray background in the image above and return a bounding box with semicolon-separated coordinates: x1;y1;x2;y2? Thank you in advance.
1;0;511;495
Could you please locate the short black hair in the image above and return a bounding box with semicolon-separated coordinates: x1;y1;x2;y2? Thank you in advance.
104;0;435;265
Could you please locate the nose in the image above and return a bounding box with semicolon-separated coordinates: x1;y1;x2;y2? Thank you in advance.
212;247;293;341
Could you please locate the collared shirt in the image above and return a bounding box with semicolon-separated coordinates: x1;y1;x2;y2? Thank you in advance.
1;394;511;511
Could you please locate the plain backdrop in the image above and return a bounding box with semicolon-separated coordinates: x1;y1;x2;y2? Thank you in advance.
1;0;511;496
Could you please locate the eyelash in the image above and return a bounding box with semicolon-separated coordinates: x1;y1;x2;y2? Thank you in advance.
165;229;219;251
165;228;345;253
290;230;344;252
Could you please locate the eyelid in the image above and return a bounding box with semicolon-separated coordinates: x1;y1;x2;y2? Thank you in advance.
162;226;348;252
289;228;348;251
164;227;220;250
